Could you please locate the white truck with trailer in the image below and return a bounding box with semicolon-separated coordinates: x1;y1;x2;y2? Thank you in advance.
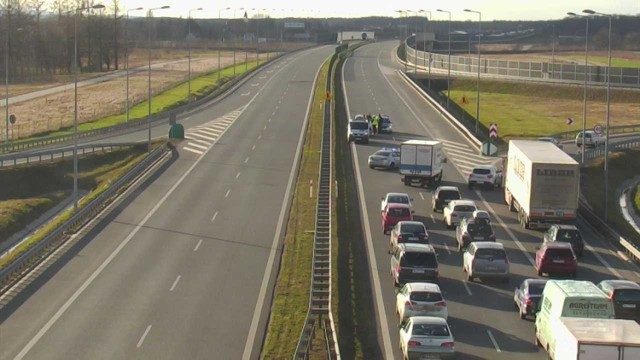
547;317;640;360
399;140;444;188
504;140;579;229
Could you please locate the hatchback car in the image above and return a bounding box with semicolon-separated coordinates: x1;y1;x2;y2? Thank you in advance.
543;224;584;257
468;165;503;189
381;192;413;212
513;278;548;319
390;221;429;252
463;242;510;282
396;283;448;322
382;203;413;234
596;280;640;323
390;243;439;286
379;115;393;133
431;186;462;212
456;215;496;251
399;316;455;360
535;242;578;277
443;200;478;229
368;148;401;169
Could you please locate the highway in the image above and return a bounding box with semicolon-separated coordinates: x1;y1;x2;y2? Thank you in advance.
0;45;335;360
343;41;640;359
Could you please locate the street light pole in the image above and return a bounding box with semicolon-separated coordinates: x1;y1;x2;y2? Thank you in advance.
465;9;482;134
409;10;418;73
233;8;245;78
437;9;451;109
125;7;143;122
567;12;590;166
4;5;11;144
147;6;170;153
218;7;230;83
395;10;407;73
419;10;430;71
188;7;203;104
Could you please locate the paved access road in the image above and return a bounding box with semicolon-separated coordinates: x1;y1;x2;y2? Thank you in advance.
343;40;640;360
0;45;335;360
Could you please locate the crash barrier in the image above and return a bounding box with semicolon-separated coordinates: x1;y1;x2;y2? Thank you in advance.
0;142;140;168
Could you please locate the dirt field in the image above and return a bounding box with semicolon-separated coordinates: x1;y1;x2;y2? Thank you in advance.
0;51;263;139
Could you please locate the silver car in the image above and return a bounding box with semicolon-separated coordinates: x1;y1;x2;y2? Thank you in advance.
463;242;510;282
368;148;401;169
399;316;455;360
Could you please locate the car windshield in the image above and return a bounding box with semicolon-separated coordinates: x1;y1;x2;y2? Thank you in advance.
454;205;476;212
375;151;390;157
412;324;450;337
350;122;369;130
388;196;410;204
400;253;437;267
473;168;491;175
545;248;574;258
439;190;460;200
615;289;640;302
410;291;443;302
388;208;411;217
556;230;582;242
400;224;426;235
474;249;506;260
467;223;493;235
528;282;546;295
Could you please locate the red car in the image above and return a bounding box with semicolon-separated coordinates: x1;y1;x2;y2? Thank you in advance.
535;242;578;277
382;203;413;234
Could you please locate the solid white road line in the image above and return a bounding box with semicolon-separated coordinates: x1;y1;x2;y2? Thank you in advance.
463;281;473;296
169;275;181;292
197;129;221;136
186;142;208;150
584;241;623;278
190;139;213;146
183;147;204;155
437;138;471;149
194;239;203;251
137;325;152;348
487;329;502;353
211;211;218;222
189;133;216;142
225;189;231;198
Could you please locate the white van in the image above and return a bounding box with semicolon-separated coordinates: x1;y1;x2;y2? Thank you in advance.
535;280;615;357
575;130;604;147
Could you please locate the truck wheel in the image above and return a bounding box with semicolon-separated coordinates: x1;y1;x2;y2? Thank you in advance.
457;242;462;252
404;180;410;186
537;268;543;276
535;330;542;347
508;196;516;212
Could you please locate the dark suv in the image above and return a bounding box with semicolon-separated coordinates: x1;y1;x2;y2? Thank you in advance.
596;280;640;323
390;243;439;287
431;186;462;212
456;216;496;251
543;224;584;257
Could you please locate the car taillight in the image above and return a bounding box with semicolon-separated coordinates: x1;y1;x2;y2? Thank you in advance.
441;342;454;348
451;213;457;217
487;174;493;179
435;301;446;307
408;340;421;347
525;298;532;307
609;292;615;300
489;234;496;240
397;235;403;242
462;232;469;239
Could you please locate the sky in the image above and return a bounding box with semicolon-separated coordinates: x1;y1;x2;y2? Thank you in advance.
103;1;639;21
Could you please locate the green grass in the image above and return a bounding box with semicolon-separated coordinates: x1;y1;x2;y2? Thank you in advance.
560;55;640;68
261;60;330;358
24;61;261;139
0;143;159;269
634;184;640;216
450;79;640;139
581;149;640;244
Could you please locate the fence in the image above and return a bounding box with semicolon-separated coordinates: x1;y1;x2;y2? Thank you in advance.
0;142;140;168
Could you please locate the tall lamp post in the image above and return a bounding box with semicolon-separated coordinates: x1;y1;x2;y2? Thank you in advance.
218;7;231;83
395;10;407;73
464;8;482;134
147;5;170;153
437;9;451;109
73;3;106;211
567;12;590;166
232;8;245;78
125;7;144;122
4;4;12;144
188;7;203;103
583;9;612;222
419;10;432;90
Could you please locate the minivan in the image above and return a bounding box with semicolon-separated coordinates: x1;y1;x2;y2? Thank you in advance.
535;280;615;355
463;242;509;282
390;243;439;286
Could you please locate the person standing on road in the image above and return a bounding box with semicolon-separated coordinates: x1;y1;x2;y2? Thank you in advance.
372;114;379;135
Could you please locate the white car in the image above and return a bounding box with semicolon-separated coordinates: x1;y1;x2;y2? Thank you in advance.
368;148;401;169
537;137;563;149
443;199;478;229
396;282;448;322
575;130;604;147
399;316;455;360
468;165;503;189
381;192;413;213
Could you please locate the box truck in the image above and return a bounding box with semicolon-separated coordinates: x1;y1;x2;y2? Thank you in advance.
504;140;579;229
399;140;444;188
544;317;640;360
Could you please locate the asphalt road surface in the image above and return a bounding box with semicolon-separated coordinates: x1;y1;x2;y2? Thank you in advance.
0;45;335;360
343;40;640;360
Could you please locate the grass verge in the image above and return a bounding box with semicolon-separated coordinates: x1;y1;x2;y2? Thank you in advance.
261;60;329;357
0;142;159;269
581;149;640;244
560;55;640;68
634;184;640;217
449;78;640;139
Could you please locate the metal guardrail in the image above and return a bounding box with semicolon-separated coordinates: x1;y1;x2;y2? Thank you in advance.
0;142;169;293
582;137;640;161
0;142;140;167
294;53;340;360
552;124;640;141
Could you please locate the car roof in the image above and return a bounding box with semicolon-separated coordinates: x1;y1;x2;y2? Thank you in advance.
398;221;425;227
544;242;573;249
553;224;579;230
599;280;640;290
399;243;436;252
473;164;495;170
406;282;442;292
350;119;368;123
524;278;549;286
387;203;411;209
472;241;504;249
386;192;410;198
450;199;476;206
436;186;460;192
410;316;448;325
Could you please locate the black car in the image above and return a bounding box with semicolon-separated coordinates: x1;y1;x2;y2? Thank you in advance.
513;279;548;319
456;215;496;251
543;224;585;257
431;186;462;212
390;243;439;286
597;280;640;323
